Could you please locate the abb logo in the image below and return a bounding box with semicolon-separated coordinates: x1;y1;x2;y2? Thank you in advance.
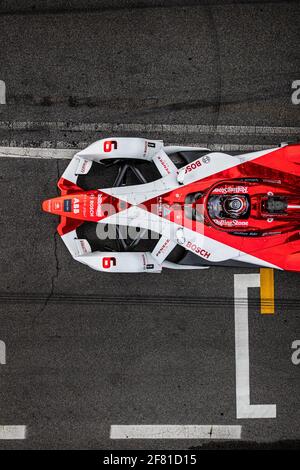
73;198;80;214
103;140;118;152
184;160;202;174
102;257;117;269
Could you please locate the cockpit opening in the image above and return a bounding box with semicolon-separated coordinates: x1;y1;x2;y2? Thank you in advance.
207;194;250;220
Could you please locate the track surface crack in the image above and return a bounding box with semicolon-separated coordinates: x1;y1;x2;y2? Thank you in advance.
32;161;60;326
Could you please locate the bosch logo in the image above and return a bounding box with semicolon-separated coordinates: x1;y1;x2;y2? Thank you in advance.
185;160;202;174
186;241;210;259
89;194;95;217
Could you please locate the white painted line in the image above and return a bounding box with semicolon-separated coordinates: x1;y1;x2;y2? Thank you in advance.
0;425;26;439
110;425;242;440
234;274;277;419
0;347;26;439
0;81;5;105
0;146;75;160
0;340;6;364
0;121;299;136
0;143;285;160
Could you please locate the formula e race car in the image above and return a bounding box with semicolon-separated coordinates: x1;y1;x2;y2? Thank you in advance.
42;138;300;273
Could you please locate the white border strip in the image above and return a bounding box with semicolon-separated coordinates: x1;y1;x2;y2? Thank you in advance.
0;147;75;159
234;274;276;419
0;425;26;439
0;121;299;136
0;81;6;105
110;425;241;440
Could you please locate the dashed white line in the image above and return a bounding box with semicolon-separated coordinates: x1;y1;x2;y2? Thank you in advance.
110;425;242;440
234;274;277;419
0;81;5;105
0;340;5;364
0;426;26;439
0;343;26;439
0;146;75;160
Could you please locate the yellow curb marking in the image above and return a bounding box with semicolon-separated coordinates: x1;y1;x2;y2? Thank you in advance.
260;268;275;314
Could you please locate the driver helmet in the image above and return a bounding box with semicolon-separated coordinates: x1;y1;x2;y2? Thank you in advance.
222;195;248;217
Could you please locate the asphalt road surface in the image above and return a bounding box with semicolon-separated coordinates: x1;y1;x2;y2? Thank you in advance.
0;1;299;449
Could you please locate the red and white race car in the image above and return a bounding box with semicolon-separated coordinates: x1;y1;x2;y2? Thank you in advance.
42;138;300;272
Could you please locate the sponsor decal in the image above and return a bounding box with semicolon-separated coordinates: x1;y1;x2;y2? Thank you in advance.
212;185;248;194
157;198;171;219
263;179;281;185
96;193;103;217
157;155;171;174
146;264;155;269
82;194;87;217
155;239;171;257
184;160;202;174
157;196;163;216
262;231;281;236
79;159;91;174
144;141;155;157
73;197;80;214
186;241;211;259
89;194;95;217
213;219;249;227
64;199;72;212
233;231;260;237
79;239;89;254
102;257;117;269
